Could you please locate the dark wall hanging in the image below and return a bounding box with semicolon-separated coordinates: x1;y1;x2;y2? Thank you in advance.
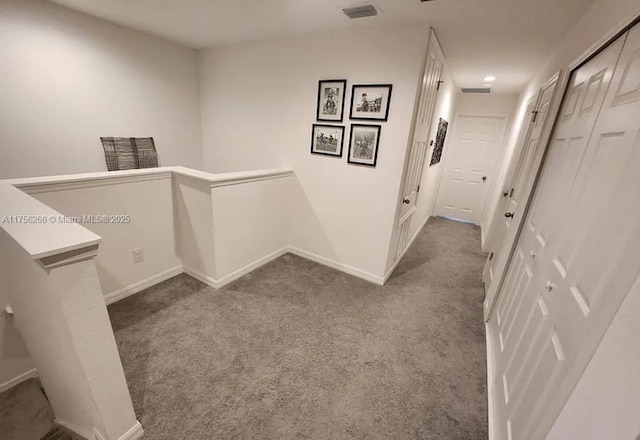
430;118;448;166
100;137;159;171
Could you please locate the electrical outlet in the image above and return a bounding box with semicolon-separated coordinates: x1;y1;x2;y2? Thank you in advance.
132;248;144;263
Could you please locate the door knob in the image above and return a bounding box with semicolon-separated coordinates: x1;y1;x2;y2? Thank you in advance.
403;198;411;204
504;212;515;218
545;281;555;292
530;251;536;260
482;176;487;182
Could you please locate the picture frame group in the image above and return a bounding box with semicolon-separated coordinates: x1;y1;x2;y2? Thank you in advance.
312;79;391;168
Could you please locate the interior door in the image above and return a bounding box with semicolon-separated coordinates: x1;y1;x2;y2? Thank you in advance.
489;25;640;440
434;113;507;224
394;30;444;259
483;75;559;316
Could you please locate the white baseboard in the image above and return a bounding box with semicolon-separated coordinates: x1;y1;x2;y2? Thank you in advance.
0;368;38;394
382;214;431;283
486;323;496;440
286;246;384;285
182;266;218;289
213;247;289;288
58;419;143;440
104;265;183;305
55;418;93;440
119;421;144;440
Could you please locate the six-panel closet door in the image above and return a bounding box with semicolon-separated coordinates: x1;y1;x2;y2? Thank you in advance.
489;22;640;440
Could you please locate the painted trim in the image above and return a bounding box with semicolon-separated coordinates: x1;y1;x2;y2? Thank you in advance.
104;265;183;305
16;172;172;195
55;418;93;440
398;205;416;226
383;213;431;283
170;166;294;188
214;248;289;288
0;368;38;394
118;421;144;440
480;225;487;253
569;8;640;71
39;244;100;270
182;266;218;289
287;246;384;285
486;323;496;440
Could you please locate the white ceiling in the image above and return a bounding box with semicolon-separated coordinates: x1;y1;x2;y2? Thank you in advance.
48;0;596;93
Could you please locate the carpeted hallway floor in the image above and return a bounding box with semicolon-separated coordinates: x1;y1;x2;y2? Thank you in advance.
108;217;488;440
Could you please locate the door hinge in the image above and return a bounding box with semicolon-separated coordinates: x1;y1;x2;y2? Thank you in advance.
417;185;421;193
531;110;539;124
436;80;444;91
489;252;494;261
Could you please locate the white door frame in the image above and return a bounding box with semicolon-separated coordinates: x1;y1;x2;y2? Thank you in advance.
432;110;510;228
384;28;445;278
483;71;566;321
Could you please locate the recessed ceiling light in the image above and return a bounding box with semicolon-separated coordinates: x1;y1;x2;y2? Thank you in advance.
484;76;497;82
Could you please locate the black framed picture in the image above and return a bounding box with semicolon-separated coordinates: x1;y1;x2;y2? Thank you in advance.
311;124;345;157
430;118;449;166
350;84;393;121
316;79;347;122
347;124;381;167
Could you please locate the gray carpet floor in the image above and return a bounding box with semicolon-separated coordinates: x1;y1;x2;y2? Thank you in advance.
108;217;488;440
0;378;54;440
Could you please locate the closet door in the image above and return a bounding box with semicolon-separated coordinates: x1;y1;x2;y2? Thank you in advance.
488;27;635;440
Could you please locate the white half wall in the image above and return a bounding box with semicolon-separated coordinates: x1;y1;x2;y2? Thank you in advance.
199;24;431;279
25;175;182;302
0;0;203;179
211;177;291;282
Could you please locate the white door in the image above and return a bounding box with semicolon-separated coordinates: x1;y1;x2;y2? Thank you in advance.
489;25;640;440
483;75;559;315
394;29;444;259
434;113;507;224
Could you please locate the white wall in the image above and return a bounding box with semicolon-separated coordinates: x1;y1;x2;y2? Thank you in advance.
173;175;217;282
199;24;430;279
0;0;202;179
211;177;291;280
546;274;640;440
27;176;182;301
405;64;458;243
0;255;36;389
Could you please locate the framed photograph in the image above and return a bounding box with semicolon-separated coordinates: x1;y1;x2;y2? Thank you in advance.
316;79;347;122
350;84;393;121
311;124;345;157
347;124;381;167
430;118;449;166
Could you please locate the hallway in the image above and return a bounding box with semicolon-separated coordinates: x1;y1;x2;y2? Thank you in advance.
107;217;488;439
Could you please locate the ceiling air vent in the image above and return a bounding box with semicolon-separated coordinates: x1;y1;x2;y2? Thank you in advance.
461;87;491;94
343;4;378;19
